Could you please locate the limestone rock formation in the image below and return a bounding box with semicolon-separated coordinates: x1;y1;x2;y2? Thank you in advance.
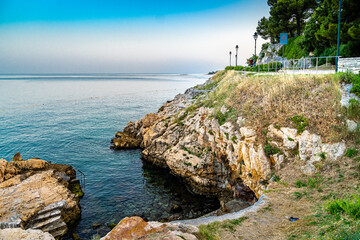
267;125;346;174
101;216;198;240
110;132;141;149
0;155;82;238
111;78;346;199
0;228;55;240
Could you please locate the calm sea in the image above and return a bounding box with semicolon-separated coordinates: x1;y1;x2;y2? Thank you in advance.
0;73;219;239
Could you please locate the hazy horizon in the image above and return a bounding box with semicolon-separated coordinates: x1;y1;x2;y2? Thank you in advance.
0;0;269;74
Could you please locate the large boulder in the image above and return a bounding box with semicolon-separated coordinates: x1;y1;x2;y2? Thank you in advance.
0;156;82;238
110;132;141;149
0;228;54;240
101;217;198;240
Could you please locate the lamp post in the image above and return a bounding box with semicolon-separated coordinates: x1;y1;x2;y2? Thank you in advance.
335;0;343;73
253;32;258;66
235;45;239;67
229;51;232;67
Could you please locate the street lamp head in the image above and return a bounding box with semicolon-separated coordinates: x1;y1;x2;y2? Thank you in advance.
229;51;232;55
253;32;258;40
235;45;239;50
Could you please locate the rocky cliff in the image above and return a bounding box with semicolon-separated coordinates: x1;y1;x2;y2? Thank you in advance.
0;153;83;238
111;71;347;201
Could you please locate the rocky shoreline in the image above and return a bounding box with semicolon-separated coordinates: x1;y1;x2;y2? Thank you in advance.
111;73;346;198
106;71;348;239
110;79;258;202
0;153;83;239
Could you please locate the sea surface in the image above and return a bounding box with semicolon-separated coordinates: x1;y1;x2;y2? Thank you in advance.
0;73;219;239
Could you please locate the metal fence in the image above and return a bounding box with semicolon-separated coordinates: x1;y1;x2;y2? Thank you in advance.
73;167;86;190
255;56;340;75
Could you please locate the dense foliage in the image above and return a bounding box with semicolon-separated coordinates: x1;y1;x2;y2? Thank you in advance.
303;0;360;57
257;0;317;43
257;0;360;58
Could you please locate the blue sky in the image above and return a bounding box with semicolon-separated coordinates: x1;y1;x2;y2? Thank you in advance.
0;0;269;73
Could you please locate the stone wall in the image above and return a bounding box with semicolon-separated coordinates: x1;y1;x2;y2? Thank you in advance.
338;57;360;74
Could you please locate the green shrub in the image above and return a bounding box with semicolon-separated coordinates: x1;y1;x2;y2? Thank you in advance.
319;152;326;160
346;99;360;121
307;174;324;190
282;35;308;59
337;72;360;97
337;71;360;83
295;180;307;188
291;115;309;134
225;63;283;72
324;195;360;219
346;148;359;158
213;107;238;126
264;142;281;157
292;191;308;200
255;62;283;72
272;174;281;183
352;83;360;97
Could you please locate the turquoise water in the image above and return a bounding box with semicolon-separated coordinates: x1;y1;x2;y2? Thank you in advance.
0;74;219;239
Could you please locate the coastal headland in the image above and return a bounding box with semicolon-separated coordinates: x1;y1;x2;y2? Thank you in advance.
1;70;359;239
105;70;359;239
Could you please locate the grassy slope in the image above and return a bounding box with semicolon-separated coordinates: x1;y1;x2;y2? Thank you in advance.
190;71;360;240
192;70;348;142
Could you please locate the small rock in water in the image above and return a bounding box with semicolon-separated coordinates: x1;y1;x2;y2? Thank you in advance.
170;204;182;213
92;222;102;229
12;152;22;161
107;223;117;229
72;233;81;240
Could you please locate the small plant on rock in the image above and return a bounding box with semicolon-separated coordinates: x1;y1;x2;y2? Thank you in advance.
291;115;309;134
319;152;326;160
272;174;281;183
264;141;281;157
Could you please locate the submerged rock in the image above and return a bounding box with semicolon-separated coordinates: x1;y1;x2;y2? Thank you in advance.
0;155;82;238
170;204;182;213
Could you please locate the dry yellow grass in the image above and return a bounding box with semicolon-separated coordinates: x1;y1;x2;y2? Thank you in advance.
209;71;344;142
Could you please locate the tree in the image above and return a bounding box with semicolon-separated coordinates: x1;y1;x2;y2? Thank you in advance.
302;0;360;56
257;0;317;43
